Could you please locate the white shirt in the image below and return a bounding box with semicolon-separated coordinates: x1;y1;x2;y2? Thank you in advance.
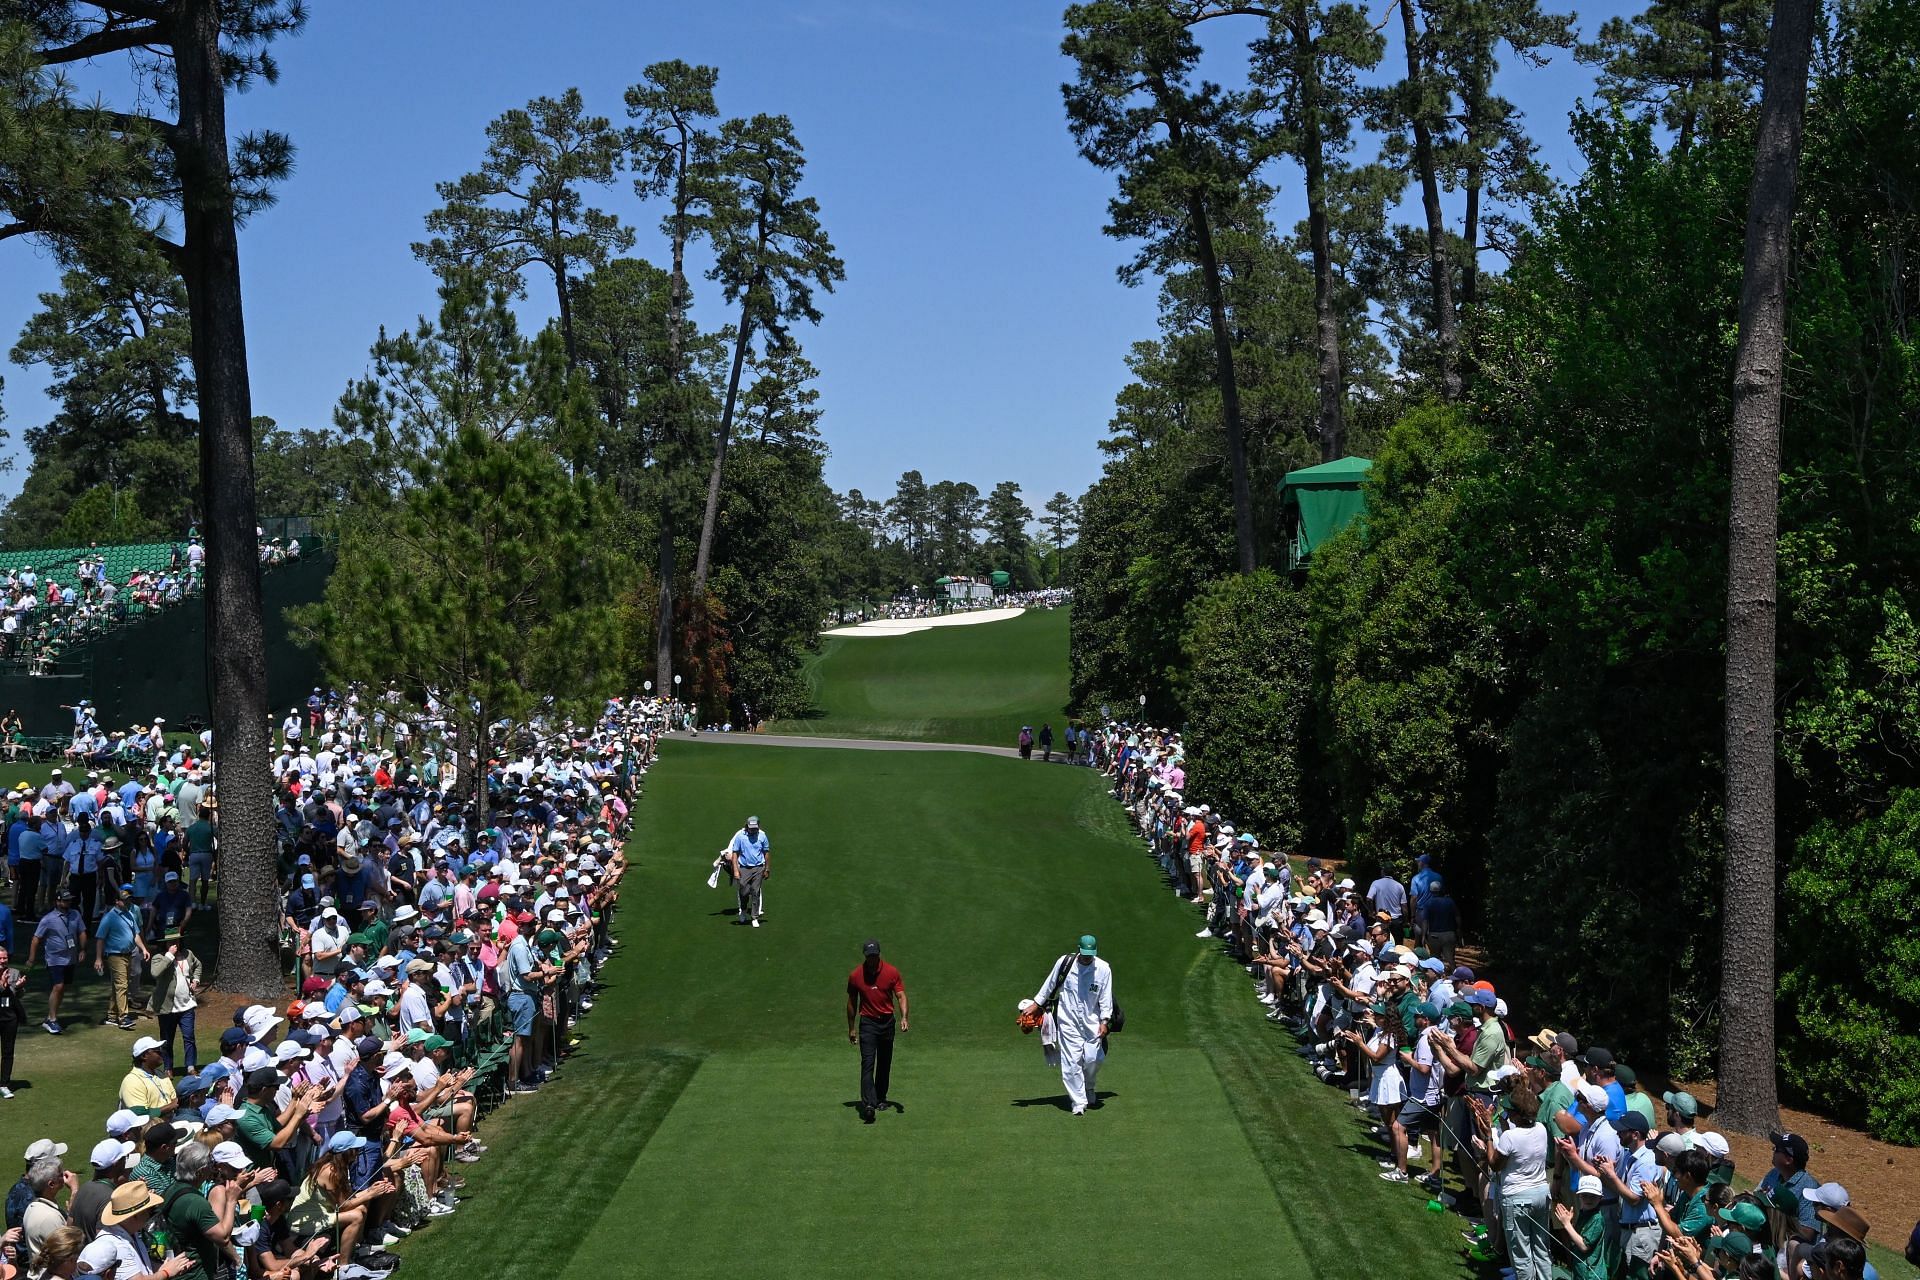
1035;956;1113;1038
80;1225;153;1278
397;984;433;1032
1495;1122;1551;1191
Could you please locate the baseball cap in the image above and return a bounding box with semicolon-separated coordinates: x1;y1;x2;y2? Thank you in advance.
1803;1181;1850;1208
1077;934;1098;956
176;1074;207;1096
219;1027;249;1048
24;1138;67;1161
1708;1231;1754;1256
862;939;881;956
130;1036;164;1058
1574;1174;1603;1197
204;1104;243;1125
355;1036;383;1056
322;1132;369;1155
1662;1090;1699;1118
1655;1133;1689;1157
1578;1046;1615;1069
103;1109;141;1138
210;1141;251;1170
1616;1111;1651;1135
1719;1202;1768;1232
89;1138;136;1169
1577;1084;1609;1109
1770;1129;1811;1164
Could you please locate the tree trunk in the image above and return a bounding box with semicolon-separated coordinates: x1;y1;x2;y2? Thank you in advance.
1718;0;1815;1139
553;208;578;368
1459;41;1488;309
655;513;675;690
1399;0;1459;398
1185;192;1257;573
1293;10;1346;462
173;0;279;1000
654;131;694;691
691;292;756;592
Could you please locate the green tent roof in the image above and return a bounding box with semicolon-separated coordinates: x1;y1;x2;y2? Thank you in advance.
1279;456;1373;566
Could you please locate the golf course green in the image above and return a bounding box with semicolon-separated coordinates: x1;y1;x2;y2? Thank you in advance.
394;738;1476;1278
779;606;1071;746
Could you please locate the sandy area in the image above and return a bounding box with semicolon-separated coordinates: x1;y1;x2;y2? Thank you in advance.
821;606;1026;637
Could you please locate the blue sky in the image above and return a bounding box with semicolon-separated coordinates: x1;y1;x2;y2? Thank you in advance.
0;0;1630;515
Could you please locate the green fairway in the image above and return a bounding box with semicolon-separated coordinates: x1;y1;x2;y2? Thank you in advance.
396;741;1477;1279
779;606;1071;746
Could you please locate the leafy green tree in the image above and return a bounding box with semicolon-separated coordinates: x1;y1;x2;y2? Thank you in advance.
1042;490;1079;583
689;113;843;593
0;0;306;997
887;469;932;573
739;343;822;449
927;479;985;573
252;419;373;517
1241;0;1384;458
982;480;1033;581
334;268;593;479
626;59;722;690
1179;569;1311;845
415;88;631;367
1063;0;1262;569
1581;0;1770;155
299;427;625;817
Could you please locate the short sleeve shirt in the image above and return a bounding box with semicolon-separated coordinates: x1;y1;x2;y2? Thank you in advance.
847;961;904;1019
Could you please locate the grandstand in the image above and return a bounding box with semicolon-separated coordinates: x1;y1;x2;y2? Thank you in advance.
0;517;331;735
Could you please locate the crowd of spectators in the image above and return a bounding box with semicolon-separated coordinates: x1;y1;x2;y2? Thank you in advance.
0;532;301;676
1099;721;1890;1280
829;586;1070;625
2;685;672;1280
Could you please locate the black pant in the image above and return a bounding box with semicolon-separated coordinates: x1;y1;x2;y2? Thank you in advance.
858;1014;895;1111
0;1010;16;1087
13;859;39;920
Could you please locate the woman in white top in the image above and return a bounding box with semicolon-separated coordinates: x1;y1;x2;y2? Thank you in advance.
1346;1003;1409;1181
1481;1085;1553;1280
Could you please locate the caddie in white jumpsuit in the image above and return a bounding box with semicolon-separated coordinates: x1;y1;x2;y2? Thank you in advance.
1034;934;1114;1116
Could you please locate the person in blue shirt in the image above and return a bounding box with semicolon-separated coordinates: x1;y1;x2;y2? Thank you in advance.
1759;1130;1822;1232
725;816;771;928
1409;854;1440;937
93;887;148;1029
13;815;46;921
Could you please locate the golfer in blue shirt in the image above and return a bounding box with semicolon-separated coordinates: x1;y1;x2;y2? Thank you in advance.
726;816;770;928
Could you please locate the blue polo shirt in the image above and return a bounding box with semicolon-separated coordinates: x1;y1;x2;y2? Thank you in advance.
15;828;45;865
97;906;141;956
729;829;769;868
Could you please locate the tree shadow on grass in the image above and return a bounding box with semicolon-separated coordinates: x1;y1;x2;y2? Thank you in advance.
1010;1091;1118;1111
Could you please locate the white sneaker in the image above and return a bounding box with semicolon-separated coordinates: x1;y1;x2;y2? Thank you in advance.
750;919;760;928
428;1201;457;1217
0;1086;12;1099
1195;928;1212;938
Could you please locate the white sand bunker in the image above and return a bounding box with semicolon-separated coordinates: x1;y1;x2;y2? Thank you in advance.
823;606;1026;637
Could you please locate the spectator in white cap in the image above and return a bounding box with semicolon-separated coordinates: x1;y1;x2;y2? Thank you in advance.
70;1138;136;1238
119;1036;178;1121
1550;1172;1615;1278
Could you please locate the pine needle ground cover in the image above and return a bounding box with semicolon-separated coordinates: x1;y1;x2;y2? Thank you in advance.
395;741;1475;1278
779;607;1071;746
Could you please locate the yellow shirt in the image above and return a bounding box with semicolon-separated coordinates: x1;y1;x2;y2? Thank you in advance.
120;1067;177;1116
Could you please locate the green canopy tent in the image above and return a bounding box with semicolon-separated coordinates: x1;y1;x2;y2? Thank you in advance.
1278;456;1373;569
989;570;1011;589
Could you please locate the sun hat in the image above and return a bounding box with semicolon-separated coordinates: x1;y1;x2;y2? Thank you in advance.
101;1180;164;1226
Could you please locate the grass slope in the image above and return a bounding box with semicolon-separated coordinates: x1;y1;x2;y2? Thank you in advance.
780;607;1070;747
397;741;1476;1279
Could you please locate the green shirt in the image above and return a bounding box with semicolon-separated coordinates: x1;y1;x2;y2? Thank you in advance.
1469;1017;1510;1090
164;1187;222;1280
133;1154;177;1200
234;1100;278;1167
1625;1090;1657;1129
185;818;217;854
1668;1181;1711;1241
1560;1205;1615;1280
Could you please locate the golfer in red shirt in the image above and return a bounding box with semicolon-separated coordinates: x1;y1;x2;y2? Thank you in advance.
846;938;908;1124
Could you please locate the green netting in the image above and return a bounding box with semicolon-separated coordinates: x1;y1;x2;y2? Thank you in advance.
1279;456;1373;560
